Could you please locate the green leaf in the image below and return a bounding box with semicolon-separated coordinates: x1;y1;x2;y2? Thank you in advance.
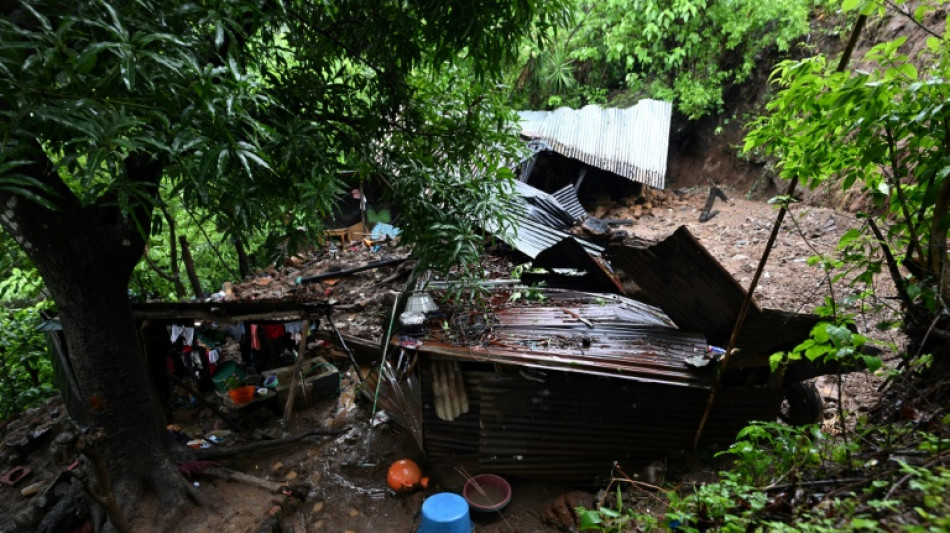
577;509;603;530
862;355;882;372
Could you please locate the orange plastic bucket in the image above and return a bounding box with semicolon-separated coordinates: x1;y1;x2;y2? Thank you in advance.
228;385;255;405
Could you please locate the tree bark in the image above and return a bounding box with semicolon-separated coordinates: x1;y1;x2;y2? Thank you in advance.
161;205;187;298
179;235;205;299
235;234;250;280
0;149;195;520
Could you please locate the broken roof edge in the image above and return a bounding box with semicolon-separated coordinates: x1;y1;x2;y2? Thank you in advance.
606;225;820;354
518;100;673;189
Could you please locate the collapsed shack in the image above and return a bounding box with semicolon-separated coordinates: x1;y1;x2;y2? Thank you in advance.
371;225;837;485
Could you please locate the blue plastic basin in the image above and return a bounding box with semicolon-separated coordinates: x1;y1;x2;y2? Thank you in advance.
418;492;471;533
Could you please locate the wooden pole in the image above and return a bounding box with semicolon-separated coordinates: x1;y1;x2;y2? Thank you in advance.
692;14;867;449
281;319;309;435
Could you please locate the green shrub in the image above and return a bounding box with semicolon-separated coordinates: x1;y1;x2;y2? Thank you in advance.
0;302;56;420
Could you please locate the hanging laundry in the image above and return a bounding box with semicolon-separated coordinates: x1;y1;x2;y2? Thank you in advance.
261;323;285;340
206;349;219;374
170;325;195;345
250;324;261;351
284;321;304;343
226;323;244;340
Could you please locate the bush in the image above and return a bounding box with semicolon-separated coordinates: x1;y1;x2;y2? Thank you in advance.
0;302;56;420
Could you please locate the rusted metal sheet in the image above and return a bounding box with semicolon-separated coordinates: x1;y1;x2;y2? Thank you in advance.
398;292;711;388
399;285;791;483
605;226;819;356
518;101;672;189
421;368;780;483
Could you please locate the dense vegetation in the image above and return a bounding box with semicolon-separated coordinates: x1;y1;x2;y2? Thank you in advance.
509;0;831;118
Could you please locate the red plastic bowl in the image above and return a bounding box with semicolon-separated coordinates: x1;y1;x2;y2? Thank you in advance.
462;474;511;512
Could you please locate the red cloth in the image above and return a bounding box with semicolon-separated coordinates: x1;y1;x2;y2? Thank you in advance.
261;324;286;340
250;324;261;350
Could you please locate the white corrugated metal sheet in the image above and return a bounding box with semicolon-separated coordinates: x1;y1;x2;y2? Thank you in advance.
518;101;672;189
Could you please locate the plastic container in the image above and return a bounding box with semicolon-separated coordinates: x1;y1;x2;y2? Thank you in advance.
419;492;471;533
462;474;511;512
387;459;429;494
228;385;255;405
212;361;246;393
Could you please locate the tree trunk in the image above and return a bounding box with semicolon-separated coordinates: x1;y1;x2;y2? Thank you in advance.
162;205;187;298
179;235;204;299
235;234;250;280
0;151;195;522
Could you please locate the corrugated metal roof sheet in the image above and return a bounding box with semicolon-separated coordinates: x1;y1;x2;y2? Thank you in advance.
518;101;673;189
395;288;786;483
420;364;782;483
484;212;603;260
396;291;711;387
606;226;820;358
551;184;588;220
512;180;578;230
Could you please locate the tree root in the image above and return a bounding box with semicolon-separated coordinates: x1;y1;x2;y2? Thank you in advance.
193;427;345;460
78;435;132;533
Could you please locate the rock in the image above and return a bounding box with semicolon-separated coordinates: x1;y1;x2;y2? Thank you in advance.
285;471;298;481
581;217;609;236
542;491;595;532
53;431;77;446
312;501;324;514
349;507;360;517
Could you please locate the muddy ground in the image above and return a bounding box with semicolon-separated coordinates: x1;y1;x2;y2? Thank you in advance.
0;184;900;533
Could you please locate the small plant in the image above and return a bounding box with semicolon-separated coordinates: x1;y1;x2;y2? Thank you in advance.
576;486;635;532
508;283;547;303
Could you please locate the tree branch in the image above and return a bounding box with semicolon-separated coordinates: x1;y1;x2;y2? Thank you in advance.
160;205;187;298
868;216;913;311
884;126;926;265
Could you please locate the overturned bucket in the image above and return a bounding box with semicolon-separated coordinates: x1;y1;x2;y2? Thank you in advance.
418;492;471;533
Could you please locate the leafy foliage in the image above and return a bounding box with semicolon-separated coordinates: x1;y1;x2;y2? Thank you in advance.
575;418;950;532
744;1;950;363
0;0;568;283
0;302;55;420
771;320;878;374
511;0;824;117
577;486;639;532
